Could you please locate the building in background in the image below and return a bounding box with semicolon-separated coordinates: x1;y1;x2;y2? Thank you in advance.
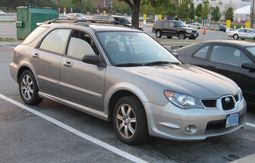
95;0;112;9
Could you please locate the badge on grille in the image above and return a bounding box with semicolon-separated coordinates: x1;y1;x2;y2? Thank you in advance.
225;97;231;103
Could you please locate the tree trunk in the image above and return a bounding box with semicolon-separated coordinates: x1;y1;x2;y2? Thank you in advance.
131;0;141;29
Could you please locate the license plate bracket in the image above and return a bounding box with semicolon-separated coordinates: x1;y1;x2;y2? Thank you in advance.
226;113;239;128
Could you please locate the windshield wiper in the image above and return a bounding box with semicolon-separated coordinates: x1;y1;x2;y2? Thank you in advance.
144;61;180;66
115;63;144;67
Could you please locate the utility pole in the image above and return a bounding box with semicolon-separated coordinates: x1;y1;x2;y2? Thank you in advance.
252;0;255;28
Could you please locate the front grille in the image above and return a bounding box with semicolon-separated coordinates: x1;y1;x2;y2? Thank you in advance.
206;119;226;130
221;96;235;110
202;100;216;107
206;113;245;131
192;30;197;33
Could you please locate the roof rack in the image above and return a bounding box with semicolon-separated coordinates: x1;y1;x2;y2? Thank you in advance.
38;18;141;30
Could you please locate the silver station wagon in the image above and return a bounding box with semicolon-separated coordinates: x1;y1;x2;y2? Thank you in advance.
10;20;246;144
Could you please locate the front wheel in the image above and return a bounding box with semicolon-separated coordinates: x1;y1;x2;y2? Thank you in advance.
113;96;148;145
233;34;239;40
178;32;185;39
155;30;162;38
19;70;42;105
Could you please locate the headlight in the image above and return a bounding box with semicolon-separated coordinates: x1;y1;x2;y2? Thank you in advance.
164;91;204;109
186;30;192;33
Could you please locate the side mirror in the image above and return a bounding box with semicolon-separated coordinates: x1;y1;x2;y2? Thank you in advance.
241;63;255;72
82;55;104;67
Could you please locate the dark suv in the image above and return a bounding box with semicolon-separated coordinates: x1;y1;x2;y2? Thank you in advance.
152;20;199;39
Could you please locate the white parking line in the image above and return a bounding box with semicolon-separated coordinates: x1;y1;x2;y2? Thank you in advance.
0;94;148;163
246;122;255;128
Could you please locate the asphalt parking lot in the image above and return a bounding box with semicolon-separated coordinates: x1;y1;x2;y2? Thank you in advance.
1;43;255;162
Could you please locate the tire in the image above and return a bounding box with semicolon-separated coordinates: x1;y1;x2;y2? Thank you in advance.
178;32;185;39
233;34;239;40
167;35;172;39
155;30;162;38
113;96;148;145
189;37;196;40
19;70;42;105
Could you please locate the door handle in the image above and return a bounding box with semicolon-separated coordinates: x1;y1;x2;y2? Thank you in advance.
32;53;39;58
63;61;73;68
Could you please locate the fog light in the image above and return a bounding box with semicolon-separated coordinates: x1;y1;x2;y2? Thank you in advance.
185;125;197;134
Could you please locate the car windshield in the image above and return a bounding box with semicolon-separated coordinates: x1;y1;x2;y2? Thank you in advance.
176;21;187;27
97;32;180;66
245;47;255;57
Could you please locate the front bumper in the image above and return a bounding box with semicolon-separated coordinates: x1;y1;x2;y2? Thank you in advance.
186;32;199;38
145;98;246;140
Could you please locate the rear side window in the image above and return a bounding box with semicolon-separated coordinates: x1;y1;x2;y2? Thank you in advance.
193;46;209;59
39;29;71;54
210;45;252;67
23;26;48;45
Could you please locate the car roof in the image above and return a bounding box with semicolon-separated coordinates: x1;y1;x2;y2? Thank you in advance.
204;40;255;47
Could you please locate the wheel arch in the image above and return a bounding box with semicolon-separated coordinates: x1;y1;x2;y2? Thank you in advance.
17;65;40;90
105;83;149;122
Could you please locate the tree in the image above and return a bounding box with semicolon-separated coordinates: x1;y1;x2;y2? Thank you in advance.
121;0;141;28
225;7;234;21
177;0;190;20
189;1;195;21
196;3;202;18
211;6;221;23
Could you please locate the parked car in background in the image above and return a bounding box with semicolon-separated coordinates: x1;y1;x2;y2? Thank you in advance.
219;24;226;32
66;13;87;21
152;20;199;39
92;15;143;30
175;40;255;105
228;28;255;40
188;22;202;29
0;10;6;15
10;22;246;144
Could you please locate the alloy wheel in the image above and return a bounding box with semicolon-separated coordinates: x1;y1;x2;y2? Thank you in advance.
20;75;34;101
116;103;137;139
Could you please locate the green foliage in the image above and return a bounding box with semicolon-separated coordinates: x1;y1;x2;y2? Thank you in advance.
211;6;221;22
113;0;130;14
196;3;202;18
201;0;209;19
142;0;176;16
225;7;234;21
189;1;195;20
57;0;95;13
177;0;190;20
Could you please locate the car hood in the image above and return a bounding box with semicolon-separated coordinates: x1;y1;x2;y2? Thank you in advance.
181;26;196;31
124;64;239;99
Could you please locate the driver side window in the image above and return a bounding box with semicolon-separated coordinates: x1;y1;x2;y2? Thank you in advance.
67;31;99;60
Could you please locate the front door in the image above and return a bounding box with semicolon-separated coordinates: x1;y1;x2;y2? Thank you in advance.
60;30;106;111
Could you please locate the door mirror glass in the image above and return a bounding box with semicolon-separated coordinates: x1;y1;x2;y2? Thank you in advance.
241;63;255;72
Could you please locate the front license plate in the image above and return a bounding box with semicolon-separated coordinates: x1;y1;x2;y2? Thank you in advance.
226;113;239;128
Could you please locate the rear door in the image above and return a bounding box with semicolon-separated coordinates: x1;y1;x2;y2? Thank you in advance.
60;30;106;111
33;29;71;97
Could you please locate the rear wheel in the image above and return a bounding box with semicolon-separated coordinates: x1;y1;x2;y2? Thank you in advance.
178;32;185;39
19;70;42;105
113;96;148;144
167;35;172;39
233;34;239;40
155;30;162;38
